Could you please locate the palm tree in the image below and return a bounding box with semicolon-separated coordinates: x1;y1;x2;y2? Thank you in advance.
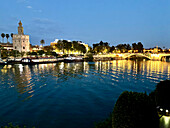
1;33;5;43
40;39;45;47
11;33;13;38
6;34;9;43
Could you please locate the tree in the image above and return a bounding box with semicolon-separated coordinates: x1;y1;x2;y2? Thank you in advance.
72;41;79;51
37;50;45;56
132;43;138;52
93;43;99;50
137;42;143;53
63;40;71;54
112;91;159;128
11;33;13;38
99;40;104;46
154;80;170;111
6;34;9;43
110;46;115;53
40;39;45;47
125;44;131;51
1;33;5;43
43;46;53;52
116;44;127;53
79;44;86;54
21;52;25;57
55;40;64;53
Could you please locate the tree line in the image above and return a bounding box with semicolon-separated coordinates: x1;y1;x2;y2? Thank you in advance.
54;40;87;54
93;41;144;54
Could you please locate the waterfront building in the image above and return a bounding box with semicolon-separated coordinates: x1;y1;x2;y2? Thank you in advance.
13;21;30;53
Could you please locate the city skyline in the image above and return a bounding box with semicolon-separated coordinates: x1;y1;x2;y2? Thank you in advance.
0;0;170;48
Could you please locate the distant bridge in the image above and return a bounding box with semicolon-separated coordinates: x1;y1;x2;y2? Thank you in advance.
93;53;170;61
123;53;151;60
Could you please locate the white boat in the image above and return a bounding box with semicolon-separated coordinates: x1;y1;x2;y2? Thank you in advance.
0;58;7;65
64;56;83;62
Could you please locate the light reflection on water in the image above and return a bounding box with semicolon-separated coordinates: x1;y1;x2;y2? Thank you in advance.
0;60;170;128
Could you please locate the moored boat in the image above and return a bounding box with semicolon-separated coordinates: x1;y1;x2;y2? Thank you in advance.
0;58;7;65
64;56;84;62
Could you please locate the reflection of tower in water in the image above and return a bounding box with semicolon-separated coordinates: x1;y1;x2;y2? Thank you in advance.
12;64;34;100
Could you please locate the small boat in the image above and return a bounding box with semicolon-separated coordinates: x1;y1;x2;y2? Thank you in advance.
21;58;33;64
64;56;84;62
0;58;7;65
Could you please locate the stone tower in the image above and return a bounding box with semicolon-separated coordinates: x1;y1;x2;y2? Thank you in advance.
13;21;30;53
18;21;24;35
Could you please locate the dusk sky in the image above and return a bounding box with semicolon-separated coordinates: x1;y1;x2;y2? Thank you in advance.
0;0;170;48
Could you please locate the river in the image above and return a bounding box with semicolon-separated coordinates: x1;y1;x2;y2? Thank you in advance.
0;60;169;128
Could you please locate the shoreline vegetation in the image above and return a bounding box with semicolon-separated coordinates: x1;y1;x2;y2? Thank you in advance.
95;80;170;128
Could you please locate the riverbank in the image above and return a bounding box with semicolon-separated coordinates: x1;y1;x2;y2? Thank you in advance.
1;53;170;65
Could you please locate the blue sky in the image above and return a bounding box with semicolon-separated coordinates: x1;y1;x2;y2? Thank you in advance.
0;0;170;48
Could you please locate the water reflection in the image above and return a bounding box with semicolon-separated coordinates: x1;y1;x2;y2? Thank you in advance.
0;60;170;97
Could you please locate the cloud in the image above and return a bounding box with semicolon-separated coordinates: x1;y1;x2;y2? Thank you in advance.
27;5;32;9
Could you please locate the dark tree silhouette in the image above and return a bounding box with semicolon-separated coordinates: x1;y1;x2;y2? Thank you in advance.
6;34;10;43
112;91;159;128
40;39;45;47
1;33;5;43
137;42;144;53
11;33;13;38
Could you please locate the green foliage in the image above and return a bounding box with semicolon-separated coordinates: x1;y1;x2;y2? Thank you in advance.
30;52;37;55
94;114;112;128
7;50;20;58
1;33;5;43
37;50;45;55
154;80;170;110
40;39;45;46
116;44;131;53
55;40;86;54
93;41;110;54
6;34;10;43
112;91;159;128
132;42;143;53
11;33;13;38
1;123;35;128
43;46;53;52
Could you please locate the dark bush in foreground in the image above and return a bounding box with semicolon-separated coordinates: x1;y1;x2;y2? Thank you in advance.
1;123;35;128
112;91;159;128
155;80;170;110
94;114;112;128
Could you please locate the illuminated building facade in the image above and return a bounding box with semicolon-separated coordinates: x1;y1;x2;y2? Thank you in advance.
13;21;30;52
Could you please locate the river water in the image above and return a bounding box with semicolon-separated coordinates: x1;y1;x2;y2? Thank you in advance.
0;60;169;128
